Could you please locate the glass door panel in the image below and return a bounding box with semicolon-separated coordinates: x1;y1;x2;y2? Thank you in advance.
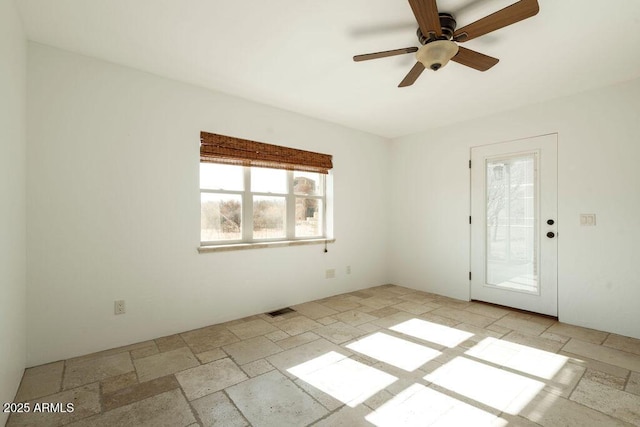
486;154;538;294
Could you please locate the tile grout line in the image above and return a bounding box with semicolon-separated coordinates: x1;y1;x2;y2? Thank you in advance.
558;336;573;353
59;360;67;394
623;369;632;390
132;358;141;383
565;386;622;420
427;382;508;421
538;320;557;338
561;336;640;359
601;342;640;358
303;402;346;426
97;364;106;416
222;389;253;427
287;370;346;426
178;379;205;427
567;362;587;399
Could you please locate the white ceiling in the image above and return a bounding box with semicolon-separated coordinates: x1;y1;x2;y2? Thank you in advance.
16;0;640;138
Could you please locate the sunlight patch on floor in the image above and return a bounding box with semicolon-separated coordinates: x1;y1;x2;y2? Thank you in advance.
365;383;507;427
424;357;545;415
465;337;568;380
346;332;442;371
390;318;474;348
288;351;397;407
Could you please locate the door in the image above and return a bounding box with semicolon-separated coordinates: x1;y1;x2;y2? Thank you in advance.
470;134;558;316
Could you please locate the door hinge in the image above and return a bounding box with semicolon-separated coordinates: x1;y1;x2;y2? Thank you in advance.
469;216;472;224
469;272;472;280
469;160;472;168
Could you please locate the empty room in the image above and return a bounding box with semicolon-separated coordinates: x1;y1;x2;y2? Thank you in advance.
2;0;640;426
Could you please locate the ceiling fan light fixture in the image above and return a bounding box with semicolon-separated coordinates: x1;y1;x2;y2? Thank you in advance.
416;40;459;71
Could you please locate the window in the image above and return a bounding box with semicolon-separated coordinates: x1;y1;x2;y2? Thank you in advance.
199;132;332;246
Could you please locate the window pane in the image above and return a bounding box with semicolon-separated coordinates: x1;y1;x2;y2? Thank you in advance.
486;154;538;293
296;198;322;237
201;193;242;241
253;196;285;239
294;171;323;196
200;163;243;191
251;167;287;194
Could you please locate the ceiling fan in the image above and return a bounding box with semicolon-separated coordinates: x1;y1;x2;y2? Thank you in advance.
353;0;539;87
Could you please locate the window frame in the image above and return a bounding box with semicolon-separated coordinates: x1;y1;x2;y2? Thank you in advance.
200;165;327;246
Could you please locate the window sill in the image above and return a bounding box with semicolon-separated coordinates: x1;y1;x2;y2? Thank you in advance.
198;238;335;253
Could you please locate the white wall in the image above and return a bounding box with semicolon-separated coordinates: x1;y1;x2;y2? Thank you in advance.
390;77;640;340
26;43;390;366
25;39;639;369
0;0;27;421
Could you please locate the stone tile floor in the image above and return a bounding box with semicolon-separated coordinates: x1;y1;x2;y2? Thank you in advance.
7;285;640;426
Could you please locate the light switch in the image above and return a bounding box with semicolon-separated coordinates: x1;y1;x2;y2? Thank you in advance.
580;214;596;226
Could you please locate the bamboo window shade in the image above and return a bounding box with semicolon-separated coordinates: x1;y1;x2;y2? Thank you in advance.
200;131;333;174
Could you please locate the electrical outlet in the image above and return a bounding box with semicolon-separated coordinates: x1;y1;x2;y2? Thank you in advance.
346;265;351;275
580;214;596;226
114;300;126;315
325;269;336;279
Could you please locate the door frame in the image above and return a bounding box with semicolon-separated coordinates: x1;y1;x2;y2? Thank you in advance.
469;133;558;316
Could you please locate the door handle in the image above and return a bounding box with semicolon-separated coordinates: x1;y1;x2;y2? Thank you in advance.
547;232;555;238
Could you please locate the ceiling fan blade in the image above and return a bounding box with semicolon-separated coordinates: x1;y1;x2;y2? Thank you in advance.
408;0;442;38
451;46;499;71
453;0;539;42
353;47;418;62
398;62;425;87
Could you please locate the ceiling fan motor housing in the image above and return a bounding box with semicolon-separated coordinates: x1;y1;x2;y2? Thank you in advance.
416;13;458;71
417;13;457;44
